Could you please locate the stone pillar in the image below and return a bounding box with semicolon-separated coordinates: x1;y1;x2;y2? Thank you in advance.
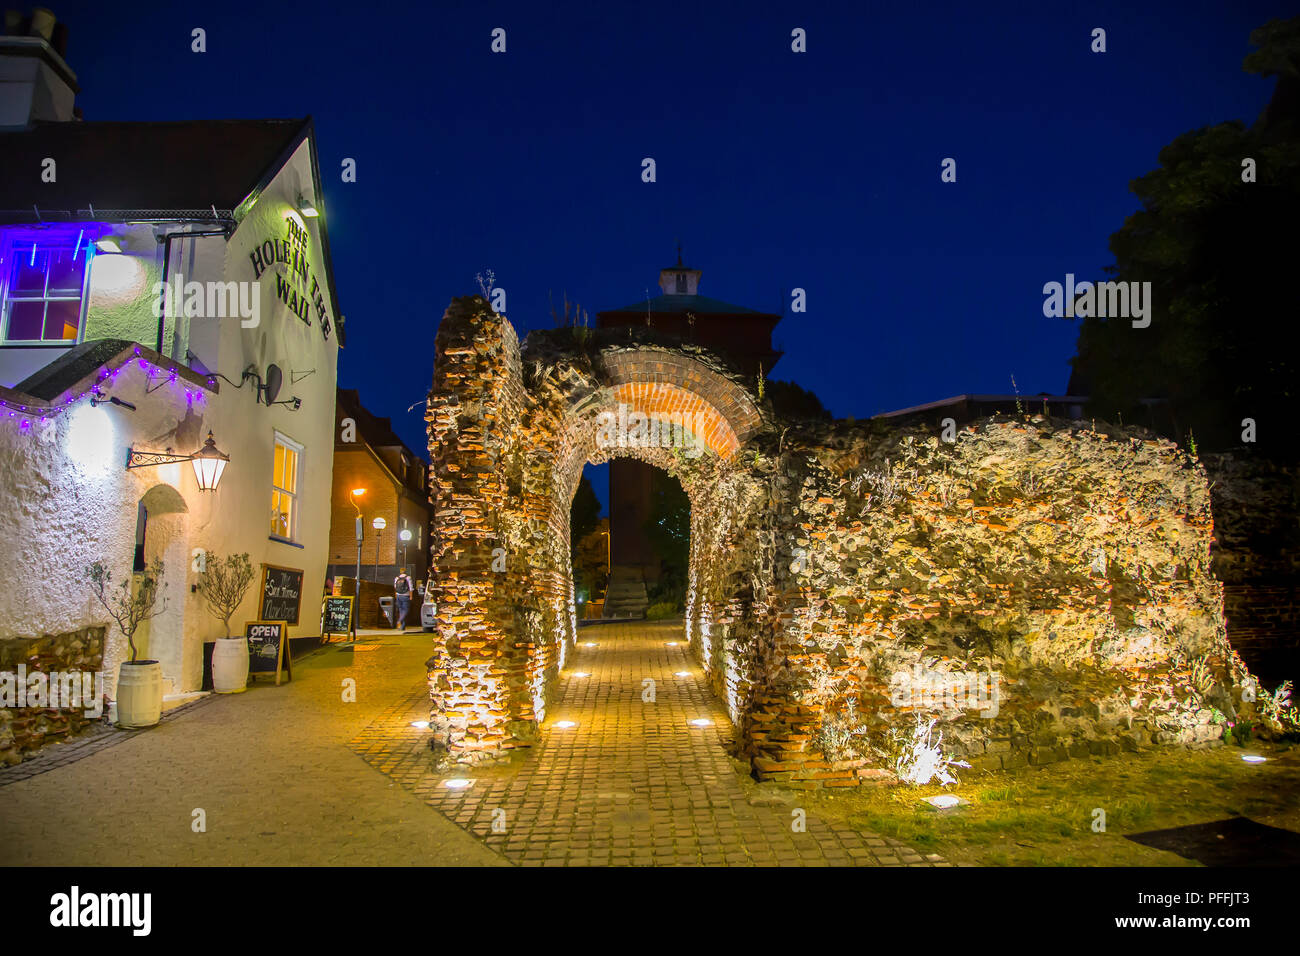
425;297;526;763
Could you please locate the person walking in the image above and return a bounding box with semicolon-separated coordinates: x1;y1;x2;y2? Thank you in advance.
394;568;413;633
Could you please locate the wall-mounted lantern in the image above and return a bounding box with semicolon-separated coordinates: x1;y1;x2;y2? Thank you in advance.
125;430;230;491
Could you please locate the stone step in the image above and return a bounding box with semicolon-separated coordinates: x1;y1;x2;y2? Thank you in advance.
603;566;649;619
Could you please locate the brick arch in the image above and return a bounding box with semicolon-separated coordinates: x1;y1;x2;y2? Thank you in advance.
424;297;770;765
552;361;763;505
599;350;763;455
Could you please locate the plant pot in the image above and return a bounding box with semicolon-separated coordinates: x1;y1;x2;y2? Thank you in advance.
117;660;163;728
212;637;249;694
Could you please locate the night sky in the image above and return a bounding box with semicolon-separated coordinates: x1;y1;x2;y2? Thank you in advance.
55;0;1291;513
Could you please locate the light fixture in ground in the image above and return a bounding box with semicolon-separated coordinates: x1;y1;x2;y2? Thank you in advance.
442;778;474;790
674;671;690;678
410;720;429;729
665;641;679;647
1241;754;1267;763
688;718;712;727
554;720;578;729
570;672;590;678
582;642;597;648
922;794;969;809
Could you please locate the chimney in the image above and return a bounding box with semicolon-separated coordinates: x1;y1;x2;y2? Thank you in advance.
1;7;79;128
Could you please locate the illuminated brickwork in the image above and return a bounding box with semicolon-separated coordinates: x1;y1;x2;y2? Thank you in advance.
426;296;1249;785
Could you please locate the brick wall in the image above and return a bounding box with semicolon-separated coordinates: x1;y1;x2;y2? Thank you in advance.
426;296;1253;788
328;448;429;584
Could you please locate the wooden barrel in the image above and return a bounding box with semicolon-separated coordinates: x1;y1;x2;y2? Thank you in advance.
117;660;163;728
212;638;249;694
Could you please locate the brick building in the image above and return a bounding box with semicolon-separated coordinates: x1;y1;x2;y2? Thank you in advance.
327;388;430;590
595;254;780;593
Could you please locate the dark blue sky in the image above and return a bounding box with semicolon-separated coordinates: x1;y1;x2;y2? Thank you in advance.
57;0;1289;513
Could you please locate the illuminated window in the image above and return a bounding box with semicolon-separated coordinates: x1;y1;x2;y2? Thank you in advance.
271;433;302;541
1;236;89;344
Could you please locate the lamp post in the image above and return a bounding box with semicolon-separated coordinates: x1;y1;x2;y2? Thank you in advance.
350;489;365;631
399;528;412;571
372;516;386;581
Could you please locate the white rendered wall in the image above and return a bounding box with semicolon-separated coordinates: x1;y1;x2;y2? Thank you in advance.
0;137;340;697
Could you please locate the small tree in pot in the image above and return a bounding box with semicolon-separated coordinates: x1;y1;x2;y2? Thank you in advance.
196;552;255;694
87;557;167;728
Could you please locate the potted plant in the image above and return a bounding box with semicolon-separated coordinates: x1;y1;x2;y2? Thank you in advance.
195;552;255;693
87;558;167;729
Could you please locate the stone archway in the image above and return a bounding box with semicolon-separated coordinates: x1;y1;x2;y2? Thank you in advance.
424;297;771;764
424;295;1242;788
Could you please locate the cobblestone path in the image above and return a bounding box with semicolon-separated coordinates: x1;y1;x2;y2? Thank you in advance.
351;620;947;866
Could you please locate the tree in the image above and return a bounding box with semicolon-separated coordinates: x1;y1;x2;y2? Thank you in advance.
87;558;167;663
644;469;690;609
1068;16;1300;458
573;521;610;603
570;475;601;551
196;552;256;638
767;379;832;421
569;475;604;599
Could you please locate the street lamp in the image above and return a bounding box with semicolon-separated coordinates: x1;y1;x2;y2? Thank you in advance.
350;489;365;625
399;528;412;571
372;516;386;581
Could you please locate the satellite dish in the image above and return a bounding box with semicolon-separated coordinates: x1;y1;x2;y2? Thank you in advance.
262;364;283;405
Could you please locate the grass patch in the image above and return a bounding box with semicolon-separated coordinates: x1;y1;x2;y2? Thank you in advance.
804;742;1300;866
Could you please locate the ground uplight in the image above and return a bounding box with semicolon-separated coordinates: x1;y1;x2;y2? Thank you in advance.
922;794;967;809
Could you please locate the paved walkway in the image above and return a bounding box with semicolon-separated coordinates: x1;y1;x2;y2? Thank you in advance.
351;620;945;866
0;622;941;866
0;632;503;866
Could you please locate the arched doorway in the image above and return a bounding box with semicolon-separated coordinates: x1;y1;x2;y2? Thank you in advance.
424;297;768;764
113;483;190;698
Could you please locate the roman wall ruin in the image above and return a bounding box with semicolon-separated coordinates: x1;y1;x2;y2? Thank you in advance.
425;296;1254;786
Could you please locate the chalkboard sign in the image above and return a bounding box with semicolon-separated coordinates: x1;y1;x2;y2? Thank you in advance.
259;564;304;624
322;595;354;640
245;621;292;685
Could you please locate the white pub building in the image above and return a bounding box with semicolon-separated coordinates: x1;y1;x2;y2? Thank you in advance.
0;19;343;709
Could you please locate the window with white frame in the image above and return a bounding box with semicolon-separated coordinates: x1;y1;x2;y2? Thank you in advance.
1;234;90;344
271;433;303;541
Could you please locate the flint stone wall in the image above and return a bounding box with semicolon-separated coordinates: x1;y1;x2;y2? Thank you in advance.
426;296;1245;785
0;626;106;765
1201;452;1300;686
